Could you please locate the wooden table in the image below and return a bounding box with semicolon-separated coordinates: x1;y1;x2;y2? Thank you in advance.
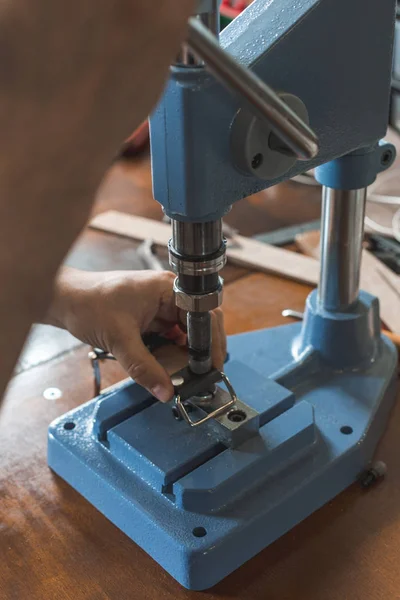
2;154;399;600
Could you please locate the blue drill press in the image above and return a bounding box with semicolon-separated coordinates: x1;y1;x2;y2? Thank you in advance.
48;0;399;590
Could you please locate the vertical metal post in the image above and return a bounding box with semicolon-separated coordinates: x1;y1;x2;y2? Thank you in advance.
173;2;221;375
318;187;367;311
177;1;220;66
199;0;220;37
171;219;223;375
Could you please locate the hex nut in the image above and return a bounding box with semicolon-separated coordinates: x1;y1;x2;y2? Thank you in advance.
173;280;223;312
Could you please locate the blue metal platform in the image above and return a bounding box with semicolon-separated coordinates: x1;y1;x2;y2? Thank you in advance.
48;292;398;590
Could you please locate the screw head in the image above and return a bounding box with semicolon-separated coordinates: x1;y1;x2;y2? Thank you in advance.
251;153;263;170
381;150;393;166
227;409;247;423
171;375;185;387
172;406;182;421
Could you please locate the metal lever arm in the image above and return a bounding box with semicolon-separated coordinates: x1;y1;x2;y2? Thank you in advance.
187;17;319;161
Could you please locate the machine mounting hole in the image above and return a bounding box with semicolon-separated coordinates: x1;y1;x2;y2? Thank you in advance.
64;422;76;431
340;425;353;435
192;527;207;538
172;402;193;421
251;153;263;170
172;407;181;421
228;409;247;423
381;150;393;166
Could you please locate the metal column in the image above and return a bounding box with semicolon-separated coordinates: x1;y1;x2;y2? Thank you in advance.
318;187;367;311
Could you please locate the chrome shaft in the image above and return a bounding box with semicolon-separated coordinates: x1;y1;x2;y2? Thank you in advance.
172;220;222;257
318;187;367;312
170;219;224;375
177;1;219;66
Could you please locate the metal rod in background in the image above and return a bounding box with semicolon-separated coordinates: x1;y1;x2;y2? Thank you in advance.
199;0;220;37
186;17;319;161
318;187;367;312
136;239;164;271
178;1;220;66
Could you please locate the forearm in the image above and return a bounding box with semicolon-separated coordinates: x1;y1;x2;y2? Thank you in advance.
0;186;96;401
0;0;196;403
44;267;99;331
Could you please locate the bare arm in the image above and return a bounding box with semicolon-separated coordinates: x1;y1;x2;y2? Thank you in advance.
0;0;194;399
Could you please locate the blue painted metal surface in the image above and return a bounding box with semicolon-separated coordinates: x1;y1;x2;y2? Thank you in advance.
48;0;399;588
48;293;398;590
315;142;396;190
150;0;396;221
295;290;381;369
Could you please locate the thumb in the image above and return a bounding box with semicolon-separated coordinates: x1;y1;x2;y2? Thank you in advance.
112;330;174;402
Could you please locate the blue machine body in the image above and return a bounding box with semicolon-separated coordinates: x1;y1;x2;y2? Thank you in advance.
48;0;399;590
48;292;398;589
150;0;396;221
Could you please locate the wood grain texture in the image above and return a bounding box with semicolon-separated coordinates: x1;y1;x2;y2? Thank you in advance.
1;273;400;600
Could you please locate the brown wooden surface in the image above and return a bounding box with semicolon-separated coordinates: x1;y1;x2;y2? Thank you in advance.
3;153;400;600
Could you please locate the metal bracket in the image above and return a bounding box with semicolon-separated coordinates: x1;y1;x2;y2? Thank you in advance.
174;370;237;427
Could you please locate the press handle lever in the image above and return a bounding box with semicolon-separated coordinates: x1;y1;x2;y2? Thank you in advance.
186;17;319;161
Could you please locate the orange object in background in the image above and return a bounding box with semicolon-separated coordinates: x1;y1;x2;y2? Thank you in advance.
121;120;150;157
220;0;248;20
384;329;400;352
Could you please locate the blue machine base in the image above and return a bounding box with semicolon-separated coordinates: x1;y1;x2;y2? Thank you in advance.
48;319;398;590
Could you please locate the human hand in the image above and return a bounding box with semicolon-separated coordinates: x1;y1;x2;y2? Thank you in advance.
46;268;227;402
